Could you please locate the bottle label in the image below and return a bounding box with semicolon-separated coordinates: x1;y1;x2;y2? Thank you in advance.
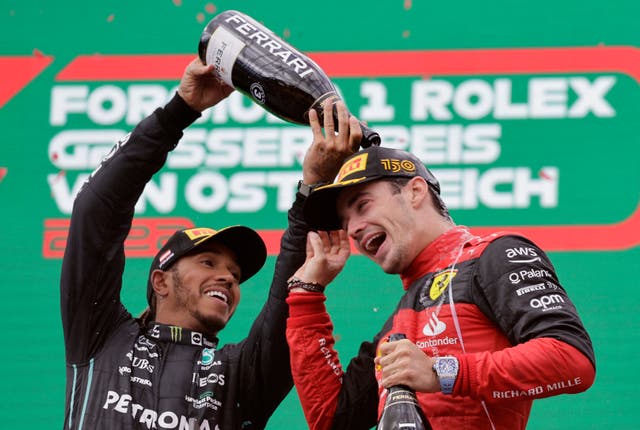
310;92;340;110
204;26;245;87
383;388;420;409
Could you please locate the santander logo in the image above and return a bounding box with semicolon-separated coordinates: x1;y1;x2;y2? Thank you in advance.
423;312;446;336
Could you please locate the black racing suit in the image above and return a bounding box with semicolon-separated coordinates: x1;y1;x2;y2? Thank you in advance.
60;94;308;429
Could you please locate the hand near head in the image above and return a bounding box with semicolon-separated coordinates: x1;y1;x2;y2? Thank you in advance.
290;230;351;288
375;338;439;393
178;57;234;112
302;101;363;185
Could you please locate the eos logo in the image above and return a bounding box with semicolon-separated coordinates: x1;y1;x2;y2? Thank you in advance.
197;373;226;387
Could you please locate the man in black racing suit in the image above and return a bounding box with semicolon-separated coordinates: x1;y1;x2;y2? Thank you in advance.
60;57;355;429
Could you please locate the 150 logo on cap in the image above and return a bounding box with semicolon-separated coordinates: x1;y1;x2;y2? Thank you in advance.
381;158;416;174
336;153;368;182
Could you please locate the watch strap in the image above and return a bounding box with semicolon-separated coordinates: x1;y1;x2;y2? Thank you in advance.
433;356;459;395
297;180;330;197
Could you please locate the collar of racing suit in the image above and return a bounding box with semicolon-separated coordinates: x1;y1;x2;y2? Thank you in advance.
400;225;478;289
145;323;218;348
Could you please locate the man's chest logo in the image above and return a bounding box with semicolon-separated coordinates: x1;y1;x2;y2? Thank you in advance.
429;270;458;300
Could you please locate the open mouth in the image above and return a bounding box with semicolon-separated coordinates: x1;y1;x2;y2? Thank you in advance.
204;289;229;305
364;232;386;255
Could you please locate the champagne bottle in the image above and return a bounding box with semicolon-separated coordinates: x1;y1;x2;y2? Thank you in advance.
377;333;432;430
198;10;381;147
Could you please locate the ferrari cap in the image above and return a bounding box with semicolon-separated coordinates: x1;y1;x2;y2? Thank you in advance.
303;146;440;230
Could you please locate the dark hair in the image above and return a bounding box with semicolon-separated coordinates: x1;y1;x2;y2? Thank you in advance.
384;177;452;222
138;302;154;328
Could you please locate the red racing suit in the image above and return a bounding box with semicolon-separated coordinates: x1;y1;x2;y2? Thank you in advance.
286;226;595;430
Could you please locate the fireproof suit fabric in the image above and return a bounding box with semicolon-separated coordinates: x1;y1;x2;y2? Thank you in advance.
286;226;596;430
60;94;308;429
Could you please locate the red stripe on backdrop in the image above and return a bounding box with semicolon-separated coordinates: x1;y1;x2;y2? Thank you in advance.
0;55;53;108
470;203;640;252
44;205;640;258
310;46;640;82
54;46;640;82
56;54;191;81
259;204;640;254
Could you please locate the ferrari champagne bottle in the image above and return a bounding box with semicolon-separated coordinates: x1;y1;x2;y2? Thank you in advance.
377;333;432;430
198;10;381;147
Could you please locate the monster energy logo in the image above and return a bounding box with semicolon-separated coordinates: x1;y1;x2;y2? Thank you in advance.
170;326;183;342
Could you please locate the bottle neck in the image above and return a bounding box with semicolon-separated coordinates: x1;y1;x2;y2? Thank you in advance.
388;385;416;394
386;385;420;405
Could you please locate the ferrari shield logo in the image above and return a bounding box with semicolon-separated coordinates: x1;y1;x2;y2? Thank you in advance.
429;270;458;300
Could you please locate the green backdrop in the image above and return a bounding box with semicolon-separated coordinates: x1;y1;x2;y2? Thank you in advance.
1;0;638;428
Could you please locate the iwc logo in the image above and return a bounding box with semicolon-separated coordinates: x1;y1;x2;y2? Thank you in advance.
250;82;266;104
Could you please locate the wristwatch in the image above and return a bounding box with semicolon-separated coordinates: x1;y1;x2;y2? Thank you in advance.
297;180;314;197
297;180;329;197
432;356;459;395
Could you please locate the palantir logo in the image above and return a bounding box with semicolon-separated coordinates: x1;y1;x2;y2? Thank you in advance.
423;312;446;336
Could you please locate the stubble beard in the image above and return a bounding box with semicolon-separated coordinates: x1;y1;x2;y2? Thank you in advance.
379;237;412;275
172;269;227;336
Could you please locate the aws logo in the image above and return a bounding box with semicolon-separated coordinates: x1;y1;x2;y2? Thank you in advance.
429;270;458;300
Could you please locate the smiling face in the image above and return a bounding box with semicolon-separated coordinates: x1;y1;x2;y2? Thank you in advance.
153;241;242;337
336;179;425;274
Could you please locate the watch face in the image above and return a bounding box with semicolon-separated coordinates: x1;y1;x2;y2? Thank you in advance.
436;358;458;376
435;357;458;395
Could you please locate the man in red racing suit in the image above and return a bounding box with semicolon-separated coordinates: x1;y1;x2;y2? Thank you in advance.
286;144;596;430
